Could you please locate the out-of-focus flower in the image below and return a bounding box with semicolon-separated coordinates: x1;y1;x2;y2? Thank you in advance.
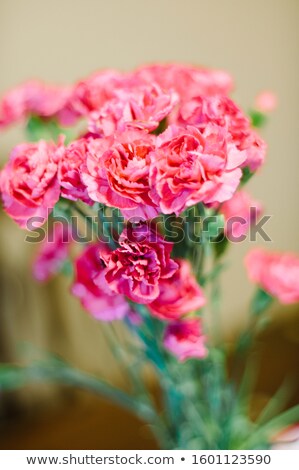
149;124;246;215
220;190;262;240
163;318;207;362
66;69;133;117
100;224;178;304
72;244;129;321
82;131;159;220
0;140;60;228
255;91;277;113
149;259;206;320
245;248;299;304
33;222;71;282
135;64;233;101
89;84;178;135
0;81;73;128
58;138;92;204
272;425;299;450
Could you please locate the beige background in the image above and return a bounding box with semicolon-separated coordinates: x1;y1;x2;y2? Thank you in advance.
0;0;298;378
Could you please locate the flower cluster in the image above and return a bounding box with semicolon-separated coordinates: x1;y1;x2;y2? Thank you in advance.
1;63;296;363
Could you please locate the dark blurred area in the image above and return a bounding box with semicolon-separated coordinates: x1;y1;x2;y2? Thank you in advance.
0;0;299;449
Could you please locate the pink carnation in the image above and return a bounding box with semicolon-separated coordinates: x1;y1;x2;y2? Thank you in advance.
174;95;267;172
239;131;267;172
220;190;262;240
67;70;135;117
0;140;60;228
33;222;71;282
135;64;233;101
148;259;206;320
72;244;129;321
163;318;207;362
89;84;178;135
100;224;178;303
245;248;299;304
0;81;73;128
58;138;92;204
149;124;246;215
82;132;159;220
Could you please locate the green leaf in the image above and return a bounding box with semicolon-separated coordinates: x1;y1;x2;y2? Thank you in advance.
239;405;299;449
240;166;254;186
0;360;155;422
151;117;167;135
203;214;225;240
213;235;229;259
26;115;74;143
251;288;273;316
249;110;268;129
52;198;73;222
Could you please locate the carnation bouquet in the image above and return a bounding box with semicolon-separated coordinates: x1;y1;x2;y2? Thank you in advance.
0;64;298;449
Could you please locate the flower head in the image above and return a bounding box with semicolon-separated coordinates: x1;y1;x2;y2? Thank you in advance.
245;248;299;304
82;131;159;219
150;124;246;215
58;138;92;204
149;259;206;320
72;244;129;321
0;140;60;228
101;224;178;303
220;190;262;240
163;318;207;362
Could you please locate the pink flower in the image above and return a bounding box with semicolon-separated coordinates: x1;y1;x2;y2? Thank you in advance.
100;224;178;304
255;91;277;113
58;138;92;204
239;131;267;172
72;244;129;321
33;222;71;282
0;140;60;228
220;190;262;240
89;84;178;135
163;318;207;362
135;64;233;100
0;83;27;127
148;259;206;320
0;81;73;128
149;124;246;215
82;131;159;220
67;70;134;117
245;248;299;304
174;95;267;172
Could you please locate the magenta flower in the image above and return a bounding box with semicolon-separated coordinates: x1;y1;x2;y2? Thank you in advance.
149;124;246;215
82;131;159;220
0;140;60;228
33;223;71;282
100;224;178;303
163;318;207;362
245;248;299;304
72;244;129;321
149;260;206;321
58;138;92;204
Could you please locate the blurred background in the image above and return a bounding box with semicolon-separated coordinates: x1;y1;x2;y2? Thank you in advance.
0;0;298;449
